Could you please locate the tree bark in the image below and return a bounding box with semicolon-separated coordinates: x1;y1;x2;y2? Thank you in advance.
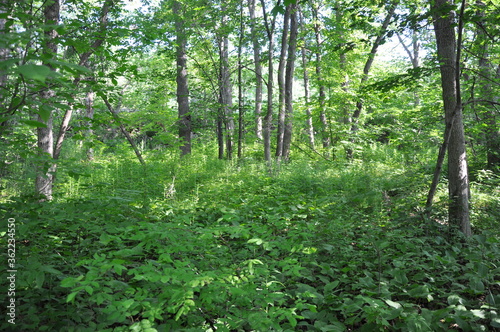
431;0;471;236
85;86;95;161
237;3;244;159
311;1;329;148
282;4;298;160
337;5;351;125
247;0;263;140
275;5;290;158
299;7;314;148
36;0;60;200
0;0;8;93
173;0;191;156
260;0;279;162
218;32;233;159
0;0;10;136
475;1;500;169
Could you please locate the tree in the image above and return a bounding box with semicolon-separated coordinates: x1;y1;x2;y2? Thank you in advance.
216;4;234;159
311;0;329;148
298;7;315;148
173;0;192;156
35;0;60;200
275;5;290;158
247;0;264;141
260;0;280;162
472;1;500;169
430;0;471;236
282;3;298;160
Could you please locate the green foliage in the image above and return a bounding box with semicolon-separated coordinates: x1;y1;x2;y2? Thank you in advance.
1;147;498;331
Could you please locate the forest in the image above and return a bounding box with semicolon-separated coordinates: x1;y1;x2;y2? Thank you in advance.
0;0;500;330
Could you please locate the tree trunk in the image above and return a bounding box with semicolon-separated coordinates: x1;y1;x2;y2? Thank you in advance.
260;0;279;162
36;0;60;200
431;0;471;236
173;0;191;156
282;4;298;160
337;5;351;125
237;3;244;159
85;87;95;161
299;8;314;148
275;5;290;158
475;2;500;169
247;0;263;140
311;1;329;148
218;32;233;159
0;0;10;136
0;0;8;94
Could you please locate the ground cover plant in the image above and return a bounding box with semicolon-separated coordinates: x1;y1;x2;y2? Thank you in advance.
1;145;499;331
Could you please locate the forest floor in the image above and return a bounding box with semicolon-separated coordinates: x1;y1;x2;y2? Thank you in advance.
1;144;499;331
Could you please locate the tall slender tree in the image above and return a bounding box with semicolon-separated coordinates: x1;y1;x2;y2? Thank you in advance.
430;0;471;236
298;7;315;148
276;5;291;158
282;3;298;160
247;0;263;141
311;0;329;148
474;1;500;169
260;0;280;162
35;0;60;200
173;0;192;156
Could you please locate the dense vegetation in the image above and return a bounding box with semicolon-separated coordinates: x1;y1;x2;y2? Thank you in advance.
1;0;500;330
1;141;499;331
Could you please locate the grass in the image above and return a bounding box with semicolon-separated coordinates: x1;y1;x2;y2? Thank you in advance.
0;142;499;331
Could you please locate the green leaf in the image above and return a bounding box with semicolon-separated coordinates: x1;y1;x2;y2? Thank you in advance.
470;277;485;293
40;265;62;275
18;64;51;82
35;272;45;288
66;291;79;303
20;120;47;128
393;270;408;284
100;232;112;245
37;106;52;122
84;285;93;295
271;4;285;16
385;299;402;309
447;294;464;305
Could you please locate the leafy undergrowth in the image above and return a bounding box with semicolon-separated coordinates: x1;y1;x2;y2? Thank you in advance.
0;153;499;331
